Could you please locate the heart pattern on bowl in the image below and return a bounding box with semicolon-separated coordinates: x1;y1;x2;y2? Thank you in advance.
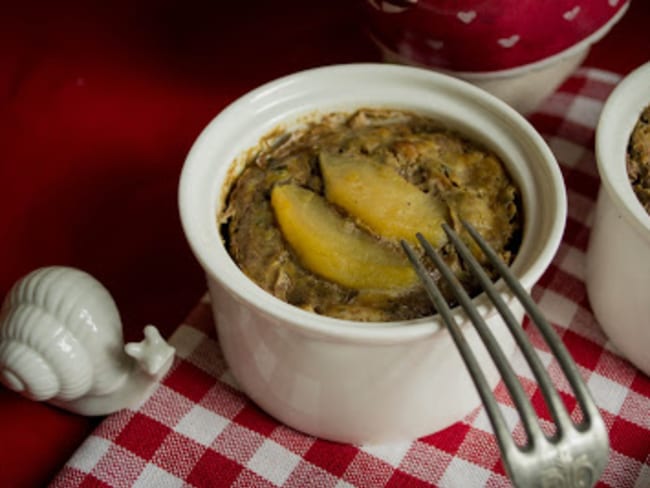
498;35;520;48
457;10;477;24
563;6;581;21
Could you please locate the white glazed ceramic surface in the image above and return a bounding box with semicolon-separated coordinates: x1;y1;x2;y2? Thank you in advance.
378;42;590;115
179;64;567;444
0;266;175;415
458;49;590;116
586;62;650;377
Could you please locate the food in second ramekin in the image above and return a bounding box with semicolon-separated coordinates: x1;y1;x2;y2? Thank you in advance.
627;104;650;214
221;108;522;322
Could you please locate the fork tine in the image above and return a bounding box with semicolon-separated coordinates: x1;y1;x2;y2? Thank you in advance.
460;220;603;432
401;240;517;458
411;232;545;446
442;222;572;437
405;225;609;488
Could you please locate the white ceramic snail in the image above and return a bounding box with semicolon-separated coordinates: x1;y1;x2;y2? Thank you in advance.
0;266;175;415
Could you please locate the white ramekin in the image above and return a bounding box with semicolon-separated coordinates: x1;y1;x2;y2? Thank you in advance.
586;62;650;377
179;63;566;444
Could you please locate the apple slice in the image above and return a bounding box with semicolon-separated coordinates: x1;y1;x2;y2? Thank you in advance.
320;152;448;247
270;183;417;290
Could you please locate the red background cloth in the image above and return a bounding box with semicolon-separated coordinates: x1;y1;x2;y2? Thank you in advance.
0;0;648;485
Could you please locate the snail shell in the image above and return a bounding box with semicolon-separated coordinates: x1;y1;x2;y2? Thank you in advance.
0;267;131;402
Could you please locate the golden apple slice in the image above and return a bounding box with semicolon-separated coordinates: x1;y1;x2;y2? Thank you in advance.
270;183;417;290
320;152;448;247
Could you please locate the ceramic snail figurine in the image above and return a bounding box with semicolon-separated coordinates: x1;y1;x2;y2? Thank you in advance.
0;266;175;415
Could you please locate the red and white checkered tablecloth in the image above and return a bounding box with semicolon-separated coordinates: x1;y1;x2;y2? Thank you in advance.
51;68;650;488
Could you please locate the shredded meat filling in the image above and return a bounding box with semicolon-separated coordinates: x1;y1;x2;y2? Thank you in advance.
627;104;650;214
221;109;522;322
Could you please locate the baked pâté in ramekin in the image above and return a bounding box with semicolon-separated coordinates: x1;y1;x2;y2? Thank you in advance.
220;108;522;322
627;104;650;214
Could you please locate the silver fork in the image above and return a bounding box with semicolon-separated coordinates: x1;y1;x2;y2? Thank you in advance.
401;221;609;488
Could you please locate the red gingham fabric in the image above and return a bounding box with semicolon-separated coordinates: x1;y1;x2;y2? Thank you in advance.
51;68;650;488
